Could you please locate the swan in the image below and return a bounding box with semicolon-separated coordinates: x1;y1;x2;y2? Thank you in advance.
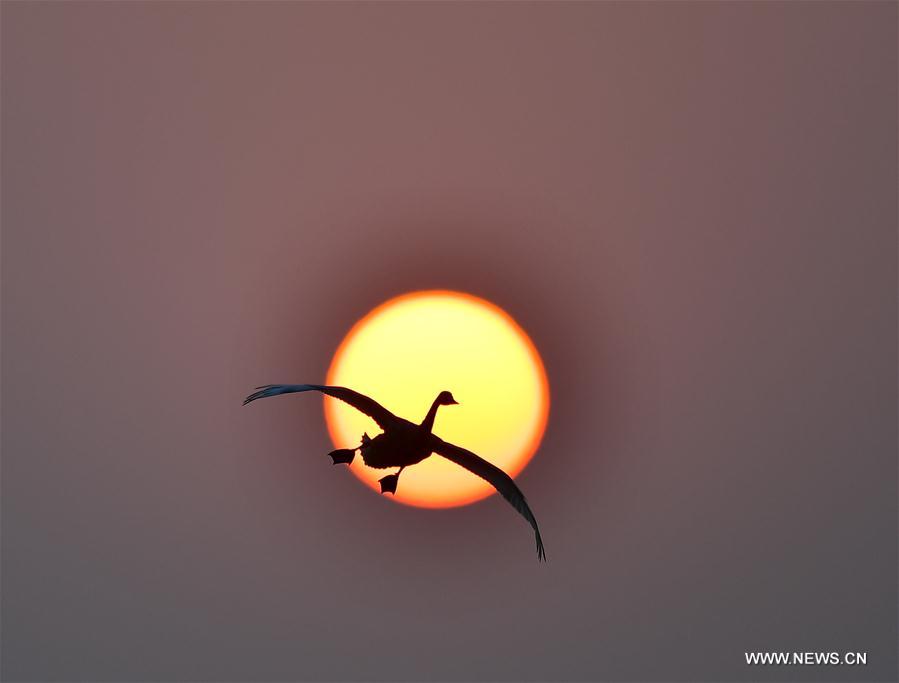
243;384;546;561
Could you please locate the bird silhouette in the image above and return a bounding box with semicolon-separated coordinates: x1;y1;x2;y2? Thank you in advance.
243;384;546;561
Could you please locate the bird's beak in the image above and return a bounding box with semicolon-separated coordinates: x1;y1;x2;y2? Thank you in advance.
449;398;459;405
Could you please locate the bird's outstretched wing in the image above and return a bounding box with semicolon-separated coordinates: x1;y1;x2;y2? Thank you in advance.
432;438;546;561
243;384;398;430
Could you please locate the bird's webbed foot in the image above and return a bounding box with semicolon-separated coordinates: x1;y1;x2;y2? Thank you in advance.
329;448;356;465
378;472;400;494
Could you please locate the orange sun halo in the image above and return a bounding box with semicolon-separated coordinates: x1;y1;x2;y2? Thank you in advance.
324;290;549;508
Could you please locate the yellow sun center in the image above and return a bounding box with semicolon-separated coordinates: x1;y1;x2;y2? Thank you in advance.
324;290;549;508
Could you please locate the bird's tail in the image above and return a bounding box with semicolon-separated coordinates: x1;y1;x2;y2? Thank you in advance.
243;384;317;405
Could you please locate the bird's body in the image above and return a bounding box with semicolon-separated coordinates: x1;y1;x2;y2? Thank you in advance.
358;394;449;468
358;427;430;469
243;383;546;560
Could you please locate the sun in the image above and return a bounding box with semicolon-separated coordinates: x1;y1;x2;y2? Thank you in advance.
324;290;549;508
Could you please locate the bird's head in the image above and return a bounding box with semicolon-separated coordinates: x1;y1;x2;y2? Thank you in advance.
437;390;459;406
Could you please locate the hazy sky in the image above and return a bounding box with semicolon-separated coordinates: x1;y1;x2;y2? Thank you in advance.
2;3;896;682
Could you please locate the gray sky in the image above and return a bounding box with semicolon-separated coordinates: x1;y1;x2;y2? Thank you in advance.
2;2;896;681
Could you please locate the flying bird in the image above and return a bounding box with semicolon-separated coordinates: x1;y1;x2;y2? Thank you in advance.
243;384;546;561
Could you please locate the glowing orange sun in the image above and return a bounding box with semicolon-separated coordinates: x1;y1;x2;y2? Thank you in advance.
324;290;550;508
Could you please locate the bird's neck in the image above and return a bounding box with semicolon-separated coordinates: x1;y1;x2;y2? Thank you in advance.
420;397;443;433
